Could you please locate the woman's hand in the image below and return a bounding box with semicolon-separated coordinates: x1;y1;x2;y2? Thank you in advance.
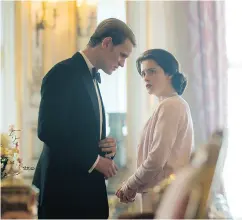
116;183;137;203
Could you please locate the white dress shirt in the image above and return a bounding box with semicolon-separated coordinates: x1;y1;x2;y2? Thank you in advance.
79;51;102;173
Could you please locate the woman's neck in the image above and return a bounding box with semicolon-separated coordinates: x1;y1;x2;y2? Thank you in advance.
158;88;178;102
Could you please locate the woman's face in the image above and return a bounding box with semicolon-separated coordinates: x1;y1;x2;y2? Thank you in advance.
140;59;171;97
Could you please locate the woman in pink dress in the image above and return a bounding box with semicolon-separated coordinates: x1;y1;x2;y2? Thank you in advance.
116;49;194;212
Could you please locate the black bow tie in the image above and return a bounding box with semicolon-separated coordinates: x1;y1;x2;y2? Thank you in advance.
92;68;101;84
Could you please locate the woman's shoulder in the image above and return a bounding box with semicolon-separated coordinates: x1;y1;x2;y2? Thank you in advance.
161;95;188;107
156;96;190;114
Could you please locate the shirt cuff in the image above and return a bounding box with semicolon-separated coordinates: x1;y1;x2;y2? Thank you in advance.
126;174;140;190
88;155;100;173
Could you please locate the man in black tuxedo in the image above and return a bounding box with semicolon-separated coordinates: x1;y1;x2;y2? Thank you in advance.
33;18;136;219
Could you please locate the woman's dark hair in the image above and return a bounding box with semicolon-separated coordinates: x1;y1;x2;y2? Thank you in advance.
136;49;187;95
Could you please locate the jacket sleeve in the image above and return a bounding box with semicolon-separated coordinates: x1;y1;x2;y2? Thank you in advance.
38;64;99;172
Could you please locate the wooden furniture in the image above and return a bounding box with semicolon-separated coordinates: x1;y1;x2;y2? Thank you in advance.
155;130;223;219
1;176;39;219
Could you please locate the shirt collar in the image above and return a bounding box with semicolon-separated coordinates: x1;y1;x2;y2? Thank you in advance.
79;51;94;73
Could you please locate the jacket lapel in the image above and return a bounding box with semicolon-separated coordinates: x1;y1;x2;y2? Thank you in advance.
71;52;100;135
96;83;106;139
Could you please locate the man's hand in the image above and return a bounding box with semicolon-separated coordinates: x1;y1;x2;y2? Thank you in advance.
95;156;118;179
99;137;117;158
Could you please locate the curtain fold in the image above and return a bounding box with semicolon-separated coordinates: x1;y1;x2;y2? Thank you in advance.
187;1;227;142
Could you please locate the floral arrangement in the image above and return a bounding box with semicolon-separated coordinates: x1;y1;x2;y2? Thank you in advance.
1;125;22;179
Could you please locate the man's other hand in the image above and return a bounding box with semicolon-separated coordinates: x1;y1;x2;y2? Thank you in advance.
99;137;117;158
95;156;118;179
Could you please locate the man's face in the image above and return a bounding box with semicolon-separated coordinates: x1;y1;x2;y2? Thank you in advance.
101;38;133;74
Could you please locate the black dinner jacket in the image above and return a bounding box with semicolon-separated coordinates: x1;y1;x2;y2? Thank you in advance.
32;52;109;219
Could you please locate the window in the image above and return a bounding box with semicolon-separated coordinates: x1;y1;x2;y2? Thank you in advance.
97;0;127;115
97;1;128;174
223;1;242;218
